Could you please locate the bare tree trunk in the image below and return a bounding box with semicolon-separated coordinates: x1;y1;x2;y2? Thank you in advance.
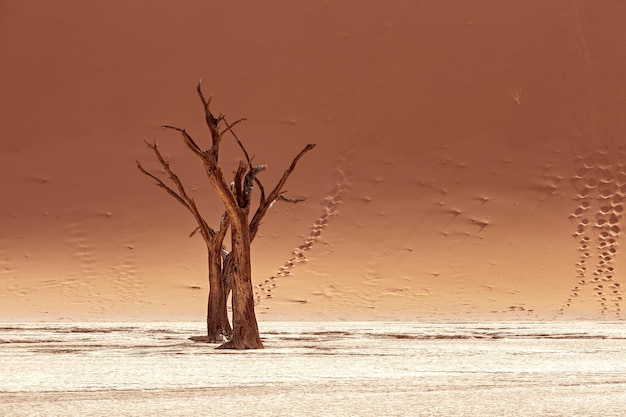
141;84;314;349
206;246;231;342
218;215;263;349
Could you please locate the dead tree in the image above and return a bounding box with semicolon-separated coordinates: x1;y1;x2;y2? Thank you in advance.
136;143;232;343
139;82;315;349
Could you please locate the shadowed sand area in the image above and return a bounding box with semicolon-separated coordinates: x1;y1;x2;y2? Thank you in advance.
1;1;626;321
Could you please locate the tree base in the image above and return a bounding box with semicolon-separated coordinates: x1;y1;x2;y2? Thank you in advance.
189;335;227;344
216;338;264;350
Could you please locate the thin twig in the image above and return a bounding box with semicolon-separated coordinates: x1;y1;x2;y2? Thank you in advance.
161;125;203;155
277;193;306;204
219;118;247;142
224;116;252;166
136;160;190;211
196;81;221;145
139;140;214;242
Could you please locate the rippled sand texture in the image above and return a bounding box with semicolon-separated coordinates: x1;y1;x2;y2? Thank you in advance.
2;1;626;321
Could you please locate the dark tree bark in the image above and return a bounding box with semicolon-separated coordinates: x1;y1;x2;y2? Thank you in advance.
199;156;267;349
217;215;262;349
207;244;231;342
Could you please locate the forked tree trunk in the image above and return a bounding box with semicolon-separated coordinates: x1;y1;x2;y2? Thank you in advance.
206;246;231;342
139;84;314;349
218;215;263;349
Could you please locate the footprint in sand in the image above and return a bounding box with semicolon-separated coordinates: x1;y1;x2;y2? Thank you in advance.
110;226;147;310
562;150;624;317
0;239;21;302
63;214;101;312
255;148;353;304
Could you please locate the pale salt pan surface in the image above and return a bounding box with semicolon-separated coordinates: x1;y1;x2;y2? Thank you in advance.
1;321;625;416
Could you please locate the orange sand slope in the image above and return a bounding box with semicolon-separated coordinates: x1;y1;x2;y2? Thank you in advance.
1;1;625;321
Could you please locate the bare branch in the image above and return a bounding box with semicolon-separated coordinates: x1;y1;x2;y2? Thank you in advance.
160;114;239;224
277;193;306;204
233;161;247;208
161;125;203;156
219;118;247;142
196;80;212;111
249;143;316;239
139;140;215;245
136;160;191;211
255;178;266;205
215;211;231;249
244;165;268;200
223;116;252;166
220;116;270;208
201;158;241;225
255;147;352;305
196;81;221;145
189;225;217;239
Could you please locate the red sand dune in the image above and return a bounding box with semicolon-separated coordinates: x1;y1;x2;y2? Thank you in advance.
1;1;625;321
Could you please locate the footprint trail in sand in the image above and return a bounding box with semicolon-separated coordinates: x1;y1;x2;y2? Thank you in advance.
254;149;353;304
562;149;624;317
110;228;146;311
63;214;101;313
